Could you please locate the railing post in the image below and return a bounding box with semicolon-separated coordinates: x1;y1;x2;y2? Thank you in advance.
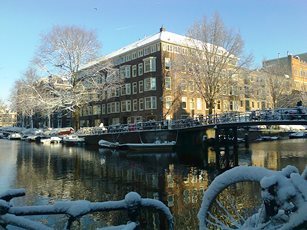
125;192;141;226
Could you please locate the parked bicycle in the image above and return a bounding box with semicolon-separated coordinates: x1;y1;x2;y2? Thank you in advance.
0;190;173;230
198;165;307;229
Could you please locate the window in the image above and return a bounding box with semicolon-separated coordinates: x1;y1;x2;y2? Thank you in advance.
138;63;143;76
102;104;106;114
132;82;137;94
182;97;187;109
230;86;233;95
125;66;131;78
165;58;171;69
115;87;120;97
144;77;156;91
121;101;126;112
139;98;144;111
126;100;131;112
165;77;171;90
133;99;138;111
115;102;120;113
132;65;137;77
165;96;172;109
230;101;233;111
121;100;131;112
196;98;202;110
143;57;156;73
217;100;221;110
156;43;160;51
139;80;143;93
145;96;157;110
144;47;151;56
121;85;126;96
138;49;143;58
119;65;131;78
121;83;131;95
132;52;137;59
150;44;157;53
126;83;131;95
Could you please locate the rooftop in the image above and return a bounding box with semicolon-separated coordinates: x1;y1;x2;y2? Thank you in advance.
81;28;229;70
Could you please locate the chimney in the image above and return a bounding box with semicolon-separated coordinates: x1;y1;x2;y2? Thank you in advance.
160;26;166;32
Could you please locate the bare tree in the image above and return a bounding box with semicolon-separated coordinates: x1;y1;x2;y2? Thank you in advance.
33;25;120;129
172;13;252;115
261;62;292;108
0;99;6;111
10;68;42;128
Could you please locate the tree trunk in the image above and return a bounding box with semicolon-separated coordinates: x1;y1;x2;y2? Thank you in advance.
72;109;80;131
208;99;215;115
30;115;34;129
48;114;51;128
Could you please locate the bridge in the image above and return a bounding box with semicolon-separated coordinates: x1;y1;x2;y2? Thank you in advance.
76;107;307;149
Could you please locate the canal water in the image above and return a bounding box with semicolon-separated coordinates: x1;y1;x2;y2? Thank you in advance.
0;139;306;229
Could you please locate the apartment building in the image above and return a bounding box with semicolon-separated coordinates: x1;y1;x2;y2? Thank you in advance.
0;108;17;127
263;53;307;92
79;28;259;127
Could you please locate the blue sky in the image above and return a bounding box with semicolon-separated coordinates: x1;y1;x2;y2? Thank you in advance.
1;0;306;102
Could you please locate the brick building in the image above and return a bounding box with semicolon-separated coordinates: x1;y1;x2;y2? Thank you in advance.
78;28;264;127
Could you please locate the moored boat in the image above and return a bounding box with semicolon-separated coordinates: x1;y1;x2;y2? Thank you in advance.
121;140;176;153
8;133;22;140
98;139;123;150
62;135;85;146
289;132;307;139
255;136;279;142
40;136;62;144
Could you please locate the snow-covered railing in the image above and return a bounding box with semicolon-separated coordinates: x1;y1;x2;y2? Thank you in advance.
76;107;307;135
198;165;307;229
0;191;173;230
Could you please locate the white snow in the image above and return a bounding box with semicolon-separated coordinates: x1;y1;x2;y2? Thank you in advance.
81;30;230;70
0;213;52;230
198;165;307;229
141;198;174;225
198;166;273;229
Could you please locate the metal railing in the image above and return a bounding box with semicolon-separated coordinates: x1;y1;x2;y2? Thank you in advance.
77;107;307;135
0;190;173;230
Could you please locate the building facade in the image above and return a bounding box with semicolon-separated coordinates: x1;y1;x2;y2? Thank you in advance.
79;28;268;127
0;109;17;127
263;53;307;92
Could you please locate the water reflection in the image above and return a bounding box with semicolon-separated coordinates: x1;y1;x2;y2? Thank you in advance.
0;139;306;229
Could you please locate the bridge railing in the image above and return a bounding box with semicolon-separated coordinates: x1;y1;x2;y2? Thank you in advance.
0;190;174;230
76;107;307;135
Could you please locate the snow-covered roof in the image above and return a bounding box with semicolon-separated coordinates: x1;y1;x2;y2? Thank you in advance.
81;29;229;70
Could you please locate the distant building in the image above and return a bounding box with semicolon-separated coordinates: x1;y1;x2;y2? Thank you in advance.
0;108;17;127
263;53;307;92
